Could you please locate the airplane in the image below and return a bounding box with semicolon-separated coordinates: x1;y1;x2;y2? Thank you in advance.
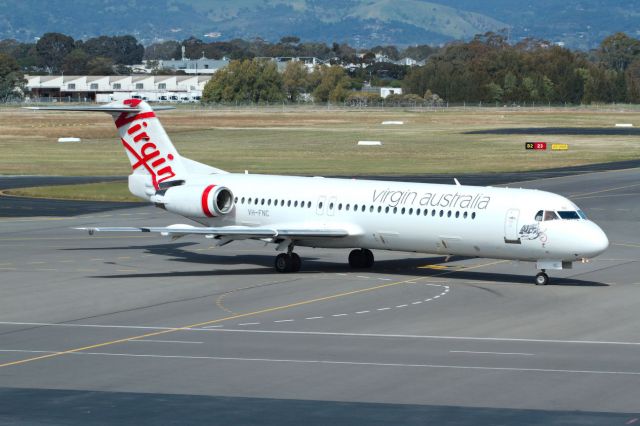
27;99;609;285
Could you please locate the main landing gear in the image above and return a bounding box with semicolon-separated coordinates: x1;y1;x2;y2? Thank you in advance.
348;248;374;269
275;250;301;273
535;270;549;286
274;247;375;273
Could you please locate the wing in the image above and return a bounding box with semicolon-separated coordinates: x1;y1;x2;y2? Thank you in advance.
75;224;350;239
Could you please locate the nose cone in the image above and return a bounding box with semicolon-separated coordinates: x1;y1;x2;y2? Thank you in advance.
583;222;609;258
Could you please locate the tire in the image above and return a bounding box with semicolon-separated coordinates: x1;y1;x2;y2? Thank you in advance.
535;272;549;286
363;249;374;268
290;253;301;272
275;253;292;273
348;249;365;268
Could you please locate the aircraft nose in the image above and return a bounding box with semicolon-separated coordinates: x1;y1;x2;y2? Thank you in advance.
583;222;609;257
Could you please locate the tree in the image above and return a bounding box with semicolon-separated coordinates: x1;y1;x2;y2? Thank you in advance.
282;61;309;102
87;57;114;75
61;48;89;75
311;66;351;103
144;41;181;60
626;59;640;102
0;53;24;101
598;33;640;72
83;35;144;65
36;32;74;72
202;59;284;103
280;36;300;45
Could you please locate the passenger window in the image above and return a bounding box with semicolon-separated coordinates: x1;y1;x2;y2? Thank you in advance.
463;211;468;219
281;200;285;207
294;201;298;207
393;207;398;214
338;203;342;210
439;210;444;217
447;211;452;217
234;197;238;203
346;204;350;211
408;208;413;215
287;200;291;207
471;212;476;219
455;211;460;218
385;206;390;213
378;206;382;213
241;197;245;204
261;198;265;205
307;201;312;208
255;198;259;205
319;202;323;209
361;205;365;212
329;202;334;209
401;208;406;214
353;204;358;211
543;211;559;221
431;210;436;217
370;206;374;212
267;199;272;206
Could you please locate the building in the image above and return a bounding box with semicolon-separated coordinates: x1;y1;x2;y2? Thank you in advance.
25;75;212;102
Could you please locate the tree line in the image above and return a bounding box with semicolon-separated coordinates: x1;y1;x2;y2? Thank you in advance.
3;31;640;104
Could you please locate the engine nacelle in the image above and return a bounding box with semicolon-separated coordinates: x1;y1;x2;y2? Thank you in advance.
159;184;234;218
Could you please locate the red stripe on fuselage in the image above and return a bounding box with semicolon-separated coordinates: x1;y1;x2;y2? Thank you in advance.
201;185;216;217
115;111;156;128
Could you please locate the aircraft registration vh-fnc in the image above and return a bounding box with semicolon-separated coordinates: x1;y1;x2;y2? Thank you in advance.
27;99;609;285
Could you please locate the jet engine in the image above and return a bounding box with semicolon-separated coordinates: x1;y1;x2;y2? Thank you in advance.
157;184;234;218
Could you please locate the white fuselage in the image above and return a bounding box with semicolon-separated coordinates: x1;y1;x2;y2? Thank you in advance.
177;173;609;263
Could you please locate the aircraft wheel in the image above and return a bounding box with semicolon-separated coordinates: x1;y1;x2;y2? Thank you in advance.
275;253;292;273
363;249;374;268
535;272;549;286
348;249;364;268
290;253;301;272
349;249;373;268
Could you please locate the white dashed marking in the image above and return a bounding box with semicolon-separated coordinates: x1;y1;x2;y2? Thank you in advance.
238;322;261;326
356;310;370;314
332;313;348;317
274;319;294;323
306;316;323;320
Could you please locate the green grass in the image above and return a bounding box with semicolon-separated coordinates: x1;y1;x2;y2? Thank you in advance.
2;106;640;201
5;181;140;202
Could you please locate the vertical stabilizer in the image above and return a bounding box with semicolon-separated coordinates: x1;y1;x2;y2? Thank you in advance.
110;99;187;190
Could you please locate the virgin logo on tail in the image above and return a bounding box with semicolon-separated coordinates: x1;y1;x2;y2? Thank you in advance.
117;109;176;190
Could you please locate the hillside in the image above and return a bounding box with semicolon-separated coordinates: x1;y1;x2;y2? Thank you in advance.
0;0;636;49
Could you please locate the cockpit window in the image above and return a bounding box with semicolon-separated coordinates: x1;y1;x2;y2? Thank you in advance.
543;210;559;221
577;210;587;219
535;210;543;221
558;211;581;220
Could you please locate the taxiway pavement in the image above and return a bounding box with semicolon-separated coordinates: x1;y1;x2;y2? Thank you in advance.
0;168;639;425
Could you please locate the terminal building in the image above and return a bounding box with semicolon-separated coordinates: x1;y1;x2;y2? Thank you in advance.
25;75;211;102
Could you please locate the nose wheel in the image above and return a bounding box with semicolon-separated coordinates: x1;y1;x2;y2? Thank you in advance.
535;271;549;286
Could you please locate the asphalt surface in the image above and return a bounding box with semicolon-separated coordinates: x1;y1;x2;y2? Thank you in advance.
0;167;639;425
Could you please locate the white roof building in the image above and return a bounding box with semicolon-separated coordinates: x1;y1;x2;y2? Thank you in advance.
25;75;212;102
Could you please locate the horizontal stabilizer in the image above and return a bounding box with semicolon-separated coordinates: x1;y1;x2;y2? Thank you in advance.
24;105;175;113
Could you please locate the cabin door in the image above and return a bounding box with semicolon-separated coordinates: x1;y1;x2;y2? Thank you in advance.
504;208;521;244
